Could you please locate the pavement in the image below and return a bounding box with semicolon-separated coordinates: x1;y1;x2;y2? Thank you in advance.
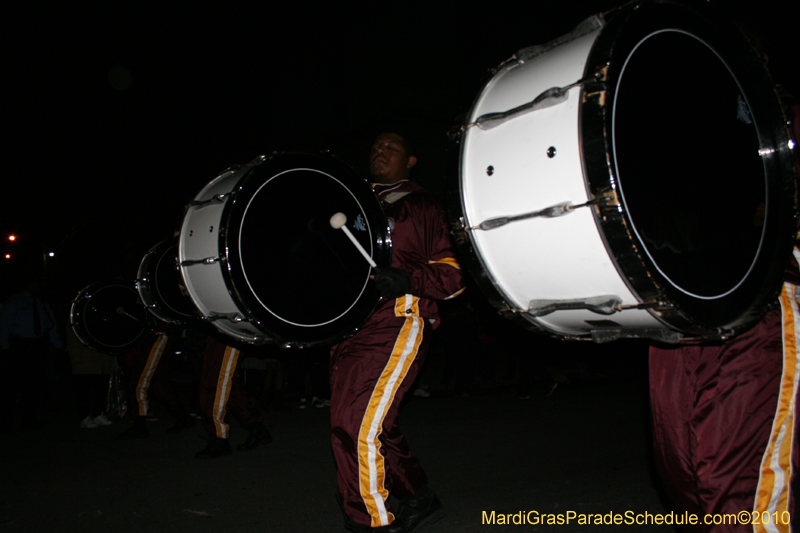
1;342;681;533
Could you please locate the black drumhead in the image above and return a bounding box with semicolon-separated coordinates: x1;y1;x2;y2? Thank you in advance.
224;152;390;346
70;280;150;355
614;30;765;299
582;1;797;335
138;239;197;324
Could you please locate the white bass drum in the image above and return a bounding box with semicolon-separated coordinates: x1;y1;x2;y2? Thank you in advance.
456;0;797;342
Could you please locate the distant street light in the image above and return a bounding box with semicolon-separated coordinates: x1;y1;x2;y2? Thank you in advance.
8;235;16;242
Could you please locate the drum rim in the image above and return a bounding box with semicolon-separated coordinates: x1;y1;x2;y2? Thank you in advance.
611;28;767;301
70;278;151;355
221;151;391;347
239;167;373;327
579;0;798;336
137;238;197;325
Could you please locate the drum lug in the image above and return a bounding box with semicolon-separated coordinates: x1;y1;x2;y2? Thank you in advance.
581;65;609;106
450;217;470;244
180;256;224;266
471;86;570;131
188;191;235;207
203;312;247;323
503;296;678;320
467;66;607;132
471;201;576;231
525;295;623;317
626;300;674;312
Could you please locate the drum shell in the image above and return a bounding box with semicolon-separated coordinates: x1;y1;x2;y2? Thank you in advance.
179;165;271;343
461;26;663;337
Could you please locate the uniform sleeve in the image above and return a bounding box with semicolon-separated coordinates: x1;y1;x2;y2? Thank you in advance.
404;197;465;301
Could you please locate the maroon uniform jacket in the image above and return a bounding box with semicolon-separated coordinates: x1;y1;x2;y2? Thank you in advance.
370;179;464;326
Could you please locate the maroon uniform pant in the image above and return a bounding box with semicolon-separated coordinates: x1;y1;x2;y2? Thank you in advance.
199;337;263;438
330;314;431;528
120;332;188;420
649;284;799;532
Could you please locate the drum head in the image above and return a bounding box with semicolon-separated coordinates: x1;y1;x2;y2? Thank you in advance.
70;279;150;355
222;152;390;346
581;1;797;335
137;239;197;324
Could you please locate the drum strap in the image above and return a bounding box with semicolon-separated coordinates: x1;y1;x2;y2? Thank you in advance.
381;191;413;205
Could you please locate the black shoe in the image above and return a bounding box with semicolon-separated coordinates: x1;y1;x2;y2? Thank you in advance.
195;437;232;459
116;421;149;440
166;415;196;434
237;424;273;451
400;486;444;531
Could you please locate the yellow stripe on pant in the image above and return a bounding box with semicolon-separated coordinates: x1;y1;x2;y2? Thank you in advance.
136;333;168;417
755;282;798;533
212;345;240;439
357;316;425;527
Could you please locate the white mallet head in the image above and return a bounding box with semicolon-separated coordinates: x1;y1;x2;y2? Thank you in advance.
329;212;347;229
329;211;377;268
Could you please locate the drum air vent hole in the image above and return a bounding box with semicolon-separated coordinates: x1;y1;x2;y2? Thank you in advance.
547;146;557;158
209;226;214;232
486;166;494;176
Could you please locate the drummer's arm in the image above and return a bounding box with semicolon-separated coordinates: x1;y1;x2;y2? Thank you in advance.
407;203;464;301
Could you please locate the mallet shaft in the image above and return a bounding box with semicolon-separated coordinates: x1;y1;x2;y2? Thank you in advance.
330;212;377;268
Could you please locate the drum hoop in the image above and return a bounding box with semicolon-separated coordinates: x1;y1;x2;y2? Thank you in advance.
611;29;767;301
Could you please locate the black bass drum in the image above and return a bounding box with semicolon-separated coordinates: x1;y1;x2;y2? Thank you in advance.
178;152;391;347
137;239;197;325
70;279;150;355
456;0;797;342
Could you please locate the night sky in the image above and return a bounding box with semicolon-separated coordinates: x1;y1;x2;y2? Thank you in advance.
4;0;798;302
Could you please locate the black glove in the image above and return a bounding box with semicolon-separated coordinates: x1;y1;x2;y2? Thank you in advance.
373;267;412;299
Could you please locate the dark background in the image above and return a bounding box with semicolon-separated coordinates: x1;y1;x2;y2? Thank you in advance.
3;0;798;302
1;3;797;530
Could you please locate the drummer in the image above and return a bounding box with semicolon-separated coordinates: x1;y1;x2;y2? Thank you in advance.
329;131;464;532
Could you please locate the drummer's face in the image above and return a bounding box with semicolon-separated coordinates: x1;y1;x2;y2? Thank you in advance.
369;133;417;184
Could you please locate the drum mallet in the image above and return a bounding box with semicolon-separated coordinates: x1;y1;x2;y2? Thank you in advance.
116;307;140;321
330;212;377;269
